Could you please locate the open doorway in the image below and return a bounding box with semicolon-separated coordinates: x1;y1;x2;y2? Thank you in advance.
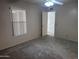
42;11;56;36
47;12;56;36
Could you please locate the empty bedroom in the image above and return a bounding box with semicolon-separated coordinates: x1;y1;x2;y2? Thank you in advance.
0;0;78;59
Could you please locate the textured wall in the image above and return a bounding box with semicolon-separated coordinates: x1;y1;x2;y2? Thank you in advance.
42;12;48;36
55;1;78;42
0;1;42;50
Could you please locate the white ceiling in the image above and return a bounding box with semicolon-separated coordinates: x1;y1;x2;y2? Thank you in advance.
22;0;77;4
20;0;77;11
7;0;77;6
7;0;77;11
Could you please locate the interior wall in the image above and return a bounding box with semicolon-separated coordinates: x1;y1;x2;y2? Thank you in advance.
55;1;78;42
42;12;48;36
0;1;41;50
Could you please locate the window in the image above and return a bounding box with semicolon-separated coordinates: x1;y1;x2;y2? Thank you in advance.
12;9;27;36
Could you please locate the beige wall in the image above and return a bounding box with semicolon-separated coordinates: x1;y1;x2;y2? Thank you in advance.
42;12;48;36
55;1;78;42
0;1;41;50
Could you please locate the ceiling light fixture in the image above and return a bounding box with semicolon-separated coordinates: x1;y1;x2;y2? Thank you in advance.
44;2;54;7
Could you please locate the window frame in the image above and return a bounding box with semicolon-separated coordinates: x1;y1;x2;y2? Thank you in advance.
10;7;27;36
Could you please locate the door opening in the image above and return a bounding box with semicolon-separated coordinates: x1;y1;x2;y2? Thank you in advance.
42;11;56;36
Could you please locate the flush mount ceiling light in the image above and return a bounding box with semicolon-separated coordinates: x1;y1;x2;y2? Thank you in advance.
44;2;54;7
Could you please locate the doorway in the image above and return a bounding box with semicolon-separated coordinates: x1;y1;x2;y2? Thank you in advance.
42;11;56;36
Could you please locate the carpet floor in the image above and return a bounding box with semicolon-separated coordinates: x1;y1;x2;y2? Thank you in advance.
0;35;78;59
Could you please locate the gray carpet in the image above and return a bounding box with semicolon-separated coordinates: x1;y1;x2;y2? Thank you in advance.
0;35;78;59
